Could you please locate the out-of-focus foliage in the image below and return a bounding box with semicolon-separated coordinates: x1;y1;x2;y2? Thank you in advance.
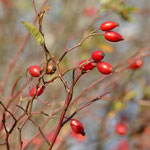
99;0;137;21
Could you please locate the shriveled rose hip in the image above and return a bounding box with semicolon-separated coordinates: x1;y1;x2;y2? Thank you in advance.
43;63;56;75
100;21;119;31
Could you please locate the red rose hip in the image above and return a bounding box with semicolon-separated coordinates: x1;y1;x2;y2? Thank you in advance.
70;119;85;136
30;86;45;97
115;122;127;135
100;21;119;31
96;61;113;75
129;59;143;70
28;65;42;77
104;31;124;42
91;50;105;62
79;59;95;72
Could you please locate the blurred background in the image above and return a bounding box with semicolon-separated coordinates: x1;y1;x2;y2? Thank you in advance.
0;0;150;150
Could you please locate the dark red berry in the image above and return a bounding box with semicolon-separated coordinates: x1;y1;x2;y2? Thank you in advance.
30;86;45;97
104;31;124;42
96;61;113;75
43;63;56;75
129;59;143;70
100;21;119;31
91;50;105;62
28;65;42;77
79;60;95;72
115;123;127;135
70;119;85;136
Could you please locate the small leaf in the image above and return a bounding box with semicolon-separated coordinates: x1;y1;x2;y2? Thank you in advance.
22;22;44;45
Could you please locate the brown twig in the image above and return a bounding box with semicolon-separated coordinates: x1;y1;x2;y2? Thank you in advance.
62;91;110;126
58;30;103;64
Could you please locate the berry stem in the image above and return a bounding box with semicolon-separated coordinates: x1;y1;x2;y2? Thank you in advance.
58;31;104;64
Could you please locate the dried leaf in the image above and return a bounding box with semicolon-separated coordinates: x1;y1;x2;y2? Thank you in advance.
44;5;50;11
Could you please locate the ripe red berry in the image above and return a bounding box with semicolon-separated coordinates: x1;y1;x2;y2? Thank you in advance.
104;31;124;42
43;63;56;75
129;59;143;70
79;59;95;72
70;119;85;136
30;86;45;97
96;61;113;75
115;122;127;135
100;21;119;31
91;50;105;62
28;65;42;77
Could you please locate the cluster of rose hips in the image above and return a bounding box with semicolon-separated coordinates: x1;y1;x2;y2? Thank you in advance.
28;63;56;97
79;21;125;75
79;50;113;75
27;21;143;141
100;21;124;42
79;21;143;74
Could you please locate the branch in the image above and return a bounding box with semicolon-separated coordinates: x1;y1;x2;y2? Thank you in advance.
58;29;103;64
62;91;110;126
48;70;82;150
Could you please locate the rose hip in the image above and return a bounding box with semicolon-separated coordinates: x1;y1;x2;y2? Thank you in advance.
100;21;119;31
104;31;124;42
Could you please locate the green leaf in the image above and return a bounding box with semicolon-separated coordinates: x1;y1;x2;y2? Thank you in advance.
22;22;44;45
